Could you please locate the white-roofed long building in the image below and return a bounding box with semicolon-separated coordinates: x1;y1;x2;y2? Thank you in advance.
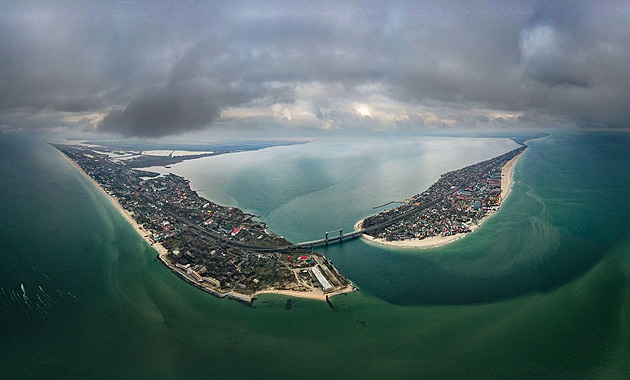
311;266;333;292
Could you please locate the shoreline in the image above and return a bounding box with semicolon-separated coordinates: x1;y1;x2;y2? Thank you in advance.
357;149;526;249
61;152;171;259
59;151;354;303
253;284;356;302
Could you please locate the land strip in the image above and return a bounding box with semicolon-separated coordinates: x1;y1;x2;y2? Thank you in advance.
358;145;527;249
52;143;354;304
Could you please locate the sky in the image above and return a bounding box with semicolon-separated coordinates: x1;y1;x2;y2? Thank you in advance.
1;0;629;139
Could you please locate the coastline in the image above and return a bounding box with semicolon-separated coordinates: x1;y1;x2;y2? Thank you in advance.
60;152;170;259
357;148;526;249
253;284;356;302
59;151;354;303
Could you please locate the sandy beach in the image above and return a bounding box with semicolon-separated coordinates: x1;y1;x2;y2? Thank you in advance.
357;149;526;249
60;152;170;259
501;150;523;200
253;284;356;302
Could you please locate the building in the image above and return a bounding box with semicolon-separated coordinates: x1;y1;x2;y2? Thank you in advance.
311;266;333;292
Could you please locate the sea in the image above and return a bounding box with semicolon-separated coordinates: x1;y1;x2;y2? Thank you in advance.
1;131;629;379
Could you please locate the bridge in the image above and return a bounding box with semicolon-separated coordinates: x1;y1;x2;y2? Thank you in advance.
290;229;366;249
202;228;366;252
151;189;444;253
248;195;445;251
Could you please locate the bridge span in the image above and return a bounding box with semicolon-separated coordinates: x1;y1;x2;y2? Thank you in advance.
291;229;366;249
207;196;444;252
282;195;444;250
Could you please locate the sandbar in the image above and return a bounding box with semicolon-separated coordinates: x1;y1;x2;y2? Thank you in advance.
357;149;526;249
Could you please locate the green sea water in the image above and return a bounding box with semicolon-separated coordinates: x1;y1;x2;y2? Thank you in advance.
1;132;629;379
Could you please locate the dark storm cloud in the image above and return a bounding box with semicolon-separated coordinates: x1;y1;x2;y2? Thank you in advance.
100;86;220;137
520;2;593;87
99;38;249;137
1;0;630;136
519;0;630;126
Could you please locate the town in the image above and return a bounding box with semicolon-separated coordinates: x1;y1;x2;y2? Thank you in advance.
360;146;527;242
52;144;352;304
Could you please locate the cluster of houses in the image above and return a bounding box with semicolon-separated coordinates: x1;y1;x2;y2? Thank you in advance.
364;147;525;241
55;144;342;297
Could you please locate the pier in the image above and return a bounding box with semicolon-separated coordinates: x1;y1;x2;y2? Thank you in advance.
372;200;404;209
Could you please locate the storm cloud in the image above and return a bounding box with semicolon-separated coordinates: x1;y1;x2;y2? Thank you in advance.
1;1;630;137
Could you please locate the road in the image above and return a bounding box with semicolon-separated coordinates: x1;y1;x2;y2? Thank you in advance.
141;190;445;252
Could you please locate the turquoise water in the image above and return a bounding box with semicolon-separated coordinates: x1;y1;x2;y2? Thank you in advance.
1;132;629;378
